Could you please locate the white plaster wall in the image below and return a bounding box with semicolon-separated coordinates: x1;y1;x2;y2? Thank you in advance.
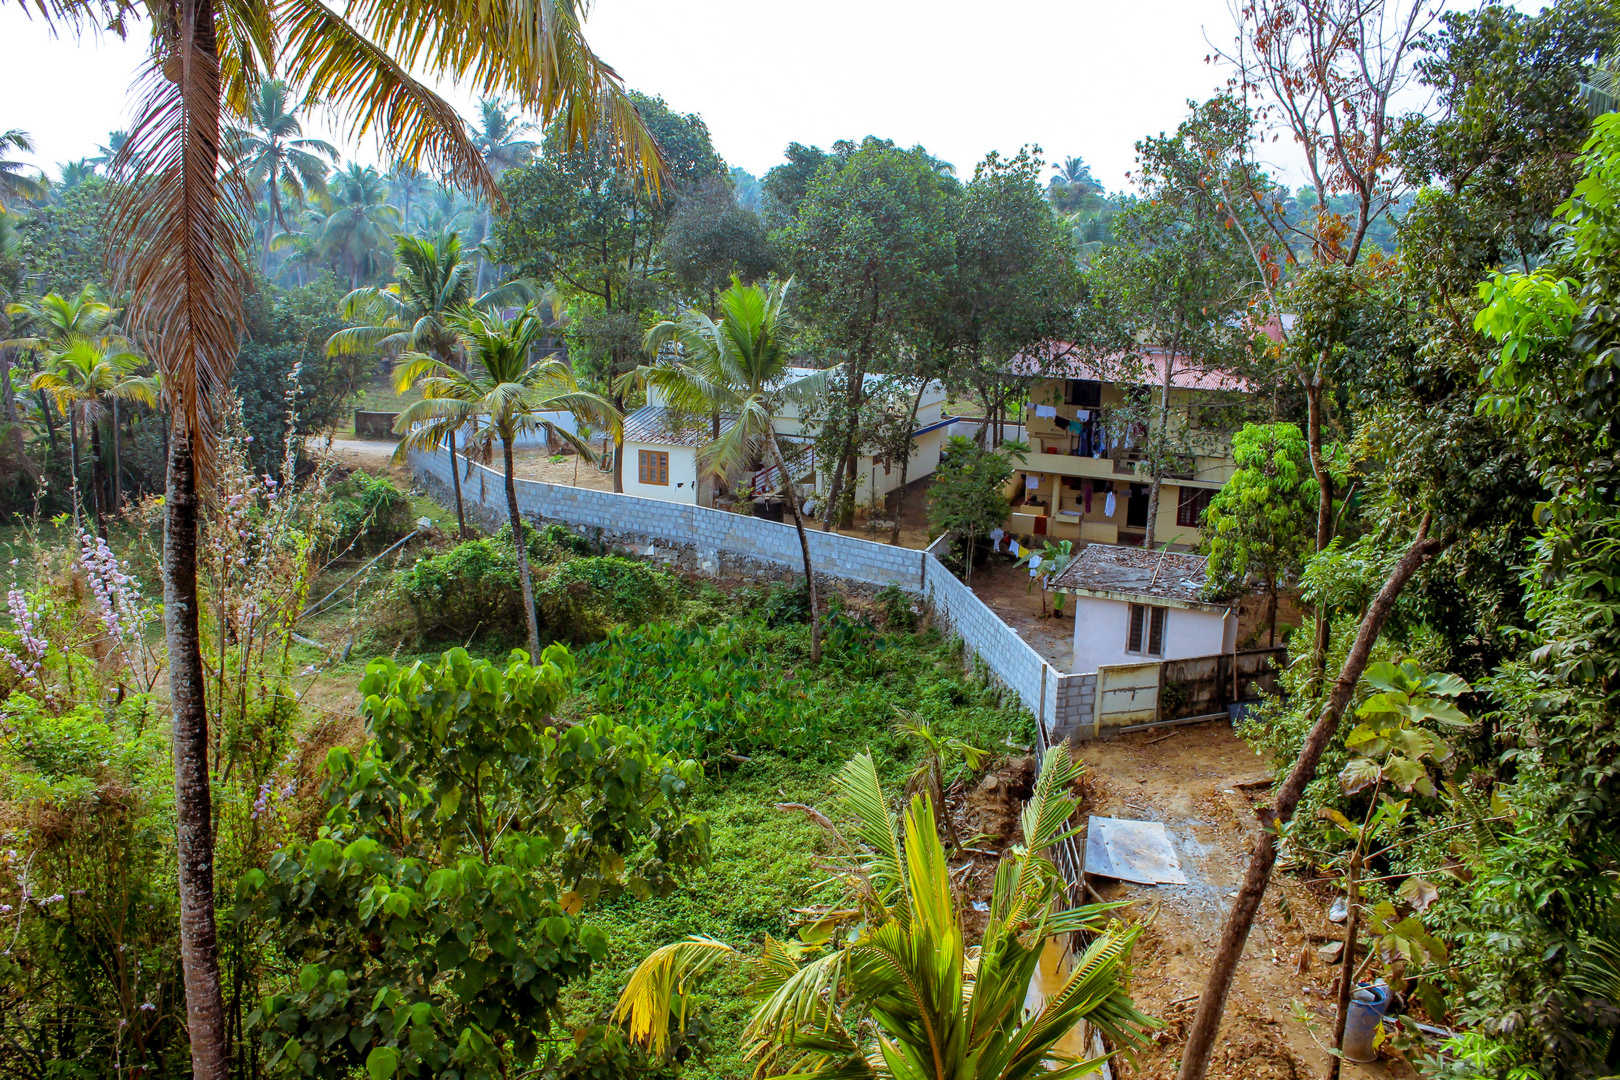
851;427;951;502
1071;596;1234;674
1072;594;1132;674
621;442;700;504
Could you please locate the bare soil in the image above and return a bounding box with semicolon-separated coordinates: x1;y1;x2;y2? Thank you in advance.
968;553;1074;669
1074;722;1410;1080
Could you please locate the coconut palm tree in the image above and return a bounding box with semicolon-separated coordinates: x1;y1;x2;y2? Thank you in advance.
471;98;539;178
3;286;122;463
31;336;153;533
635;277;828;661
394;303;620;656
319;164;401;285
0;129;46;213
24;1;662;1072
614;749;1156;1077
385;162;429;229
328;229;531;536
226;79;340;258
53;159;98;197
89;129;129;174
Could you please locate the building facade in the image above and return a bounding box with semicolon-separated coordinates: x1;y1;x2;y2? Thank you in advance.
1005;349;1251;550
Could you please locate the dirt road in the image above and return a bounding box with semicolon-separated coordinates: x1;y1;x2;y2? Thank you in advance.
1076;723;1408;1080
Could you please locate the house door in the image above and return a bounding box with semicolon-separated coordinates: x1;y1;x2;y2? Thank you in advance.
1126;483;1150;529
1034;514;1047;536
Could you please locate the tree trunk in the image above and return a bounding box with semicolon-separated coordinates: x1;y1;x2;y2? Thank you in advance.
1305;377;1334;684
67;411;83;534
820;356;869;532
1144;348;1176;548
165;423;230;1080
503;436;541;658
1175;520;1445;1080
888;382;927;546
111;398;122;514
89;415;105;535
1329;849;1363;1080
446;429;467;538
1267;573;1279;648
770;432;820;664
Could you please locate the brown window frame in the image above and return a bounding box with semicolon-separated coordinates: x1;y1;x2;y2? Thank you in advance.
1176;486;1212;527
638;449;670;486
1125;603;1167;658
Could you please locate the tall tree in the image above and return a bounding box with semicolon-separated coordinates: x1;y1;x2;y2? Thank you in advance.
1177;4;1452;1075
329;229;531;536
318;164;401;286
1085;98;1255;547
13;3;665;1077
777;137;960;528
226;78;339;259
635;277;829;661
395;303;619;657
494;91;726;489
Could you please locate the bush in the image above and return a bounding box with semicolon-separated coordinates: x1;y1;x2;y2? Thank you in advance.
761;581;810;627
536;556;681;643
326;473;413;553
875;584;919;631
394;536;527;644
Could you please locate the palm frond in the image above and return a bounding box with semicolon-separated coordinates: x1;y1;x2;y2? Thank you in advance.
831;753;905;909
613;935;735;1058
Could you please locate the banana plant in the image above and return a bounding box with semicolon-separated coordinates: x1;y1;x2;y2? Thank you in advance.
613;749;1156;1078
1014;538;1075;617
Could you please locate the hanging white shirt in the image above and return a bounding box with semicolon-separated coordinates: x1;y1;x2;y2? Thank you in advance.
1104;490;1117;517
989;527;1005;550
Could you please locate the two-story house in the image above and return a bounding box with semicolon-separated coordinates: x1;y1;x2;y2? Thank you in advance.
1004;348;1252;549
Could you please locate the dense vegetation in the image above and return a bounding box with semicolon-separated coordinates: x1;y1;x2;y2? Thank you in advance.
1;0;1619;1077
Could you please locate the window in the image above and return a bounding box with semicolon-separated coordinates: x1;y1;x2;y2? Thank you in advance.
1066;378;1102;407
638;449;670;486
1125;603;1167;657
1176;486;1212;527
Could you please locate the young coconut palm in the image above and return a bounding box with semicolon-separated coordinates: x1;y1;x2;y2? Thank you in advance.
395;303;620;656
633;276;829;661
614;749;1156;1078
329;229;531;536
31;337;155;533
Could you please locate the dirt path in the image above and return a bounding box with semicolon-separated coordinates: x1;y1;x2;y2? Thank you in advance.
1076;723;1409;1080
969;554;1073;668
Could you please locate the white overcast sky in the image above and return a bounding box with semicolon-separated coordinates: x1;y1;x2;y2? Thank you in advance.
0;0;1544;192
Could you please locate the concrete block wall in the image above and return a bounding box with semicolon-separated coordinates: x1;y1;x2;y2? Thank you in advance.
412;448;1102;739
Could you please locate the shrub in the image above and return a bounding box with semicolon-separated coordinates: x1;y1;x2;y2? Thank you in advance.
326;473;413;553
761;581;809;627
535;556;680;643
393;536;526;644
875;584;919;631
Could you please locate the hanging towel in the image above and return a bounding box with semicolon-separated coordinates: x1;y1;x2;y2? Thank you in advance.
1025;474;1039;490
1075;409;1091;421
1035;404;1057;418
1054;415;1071;430
989;527;1004;551
1028;554;1043;578
1083;478;1094;513
1104;488;1117;518
1009;541;1021;558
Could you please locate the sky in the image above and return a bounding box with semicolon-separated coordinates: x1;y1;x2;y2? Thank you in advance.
0;0;1545;193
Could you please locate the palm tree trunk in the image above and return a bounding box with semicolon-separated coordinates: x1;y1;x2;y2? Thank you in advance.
110;398;121;513
88;415;105;536
67;411;83;534
165;422;230;1080
1175;519;1445;1080
770;433;820;664
502;436;542;657
447;429;467;538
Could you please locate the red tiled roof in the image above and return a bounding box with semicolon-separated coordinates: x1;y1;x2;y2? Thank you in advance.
1009;343;1254;394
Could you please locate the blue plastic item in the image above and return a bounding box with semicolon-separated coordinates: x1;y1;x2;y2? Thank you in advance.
1342;982;1391;1063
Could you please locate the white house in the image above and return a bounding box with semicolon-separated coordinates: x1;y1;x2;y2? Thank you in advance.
1050;544;1237;674
620;366;954;508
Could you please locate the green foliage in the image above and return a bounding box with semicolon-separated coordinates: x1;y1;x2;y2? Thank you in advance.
535;556;680;643
1204;422;1321;600
927;436;1022;551
874;584;919;631
392;534;526;644
580;621;806;762
247;646;709;1080
327;472;413;552
0;693;187;1073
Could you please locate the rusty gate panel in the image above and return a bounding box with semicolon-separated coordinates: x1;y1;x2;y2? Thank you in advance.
1093;661;1162;731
